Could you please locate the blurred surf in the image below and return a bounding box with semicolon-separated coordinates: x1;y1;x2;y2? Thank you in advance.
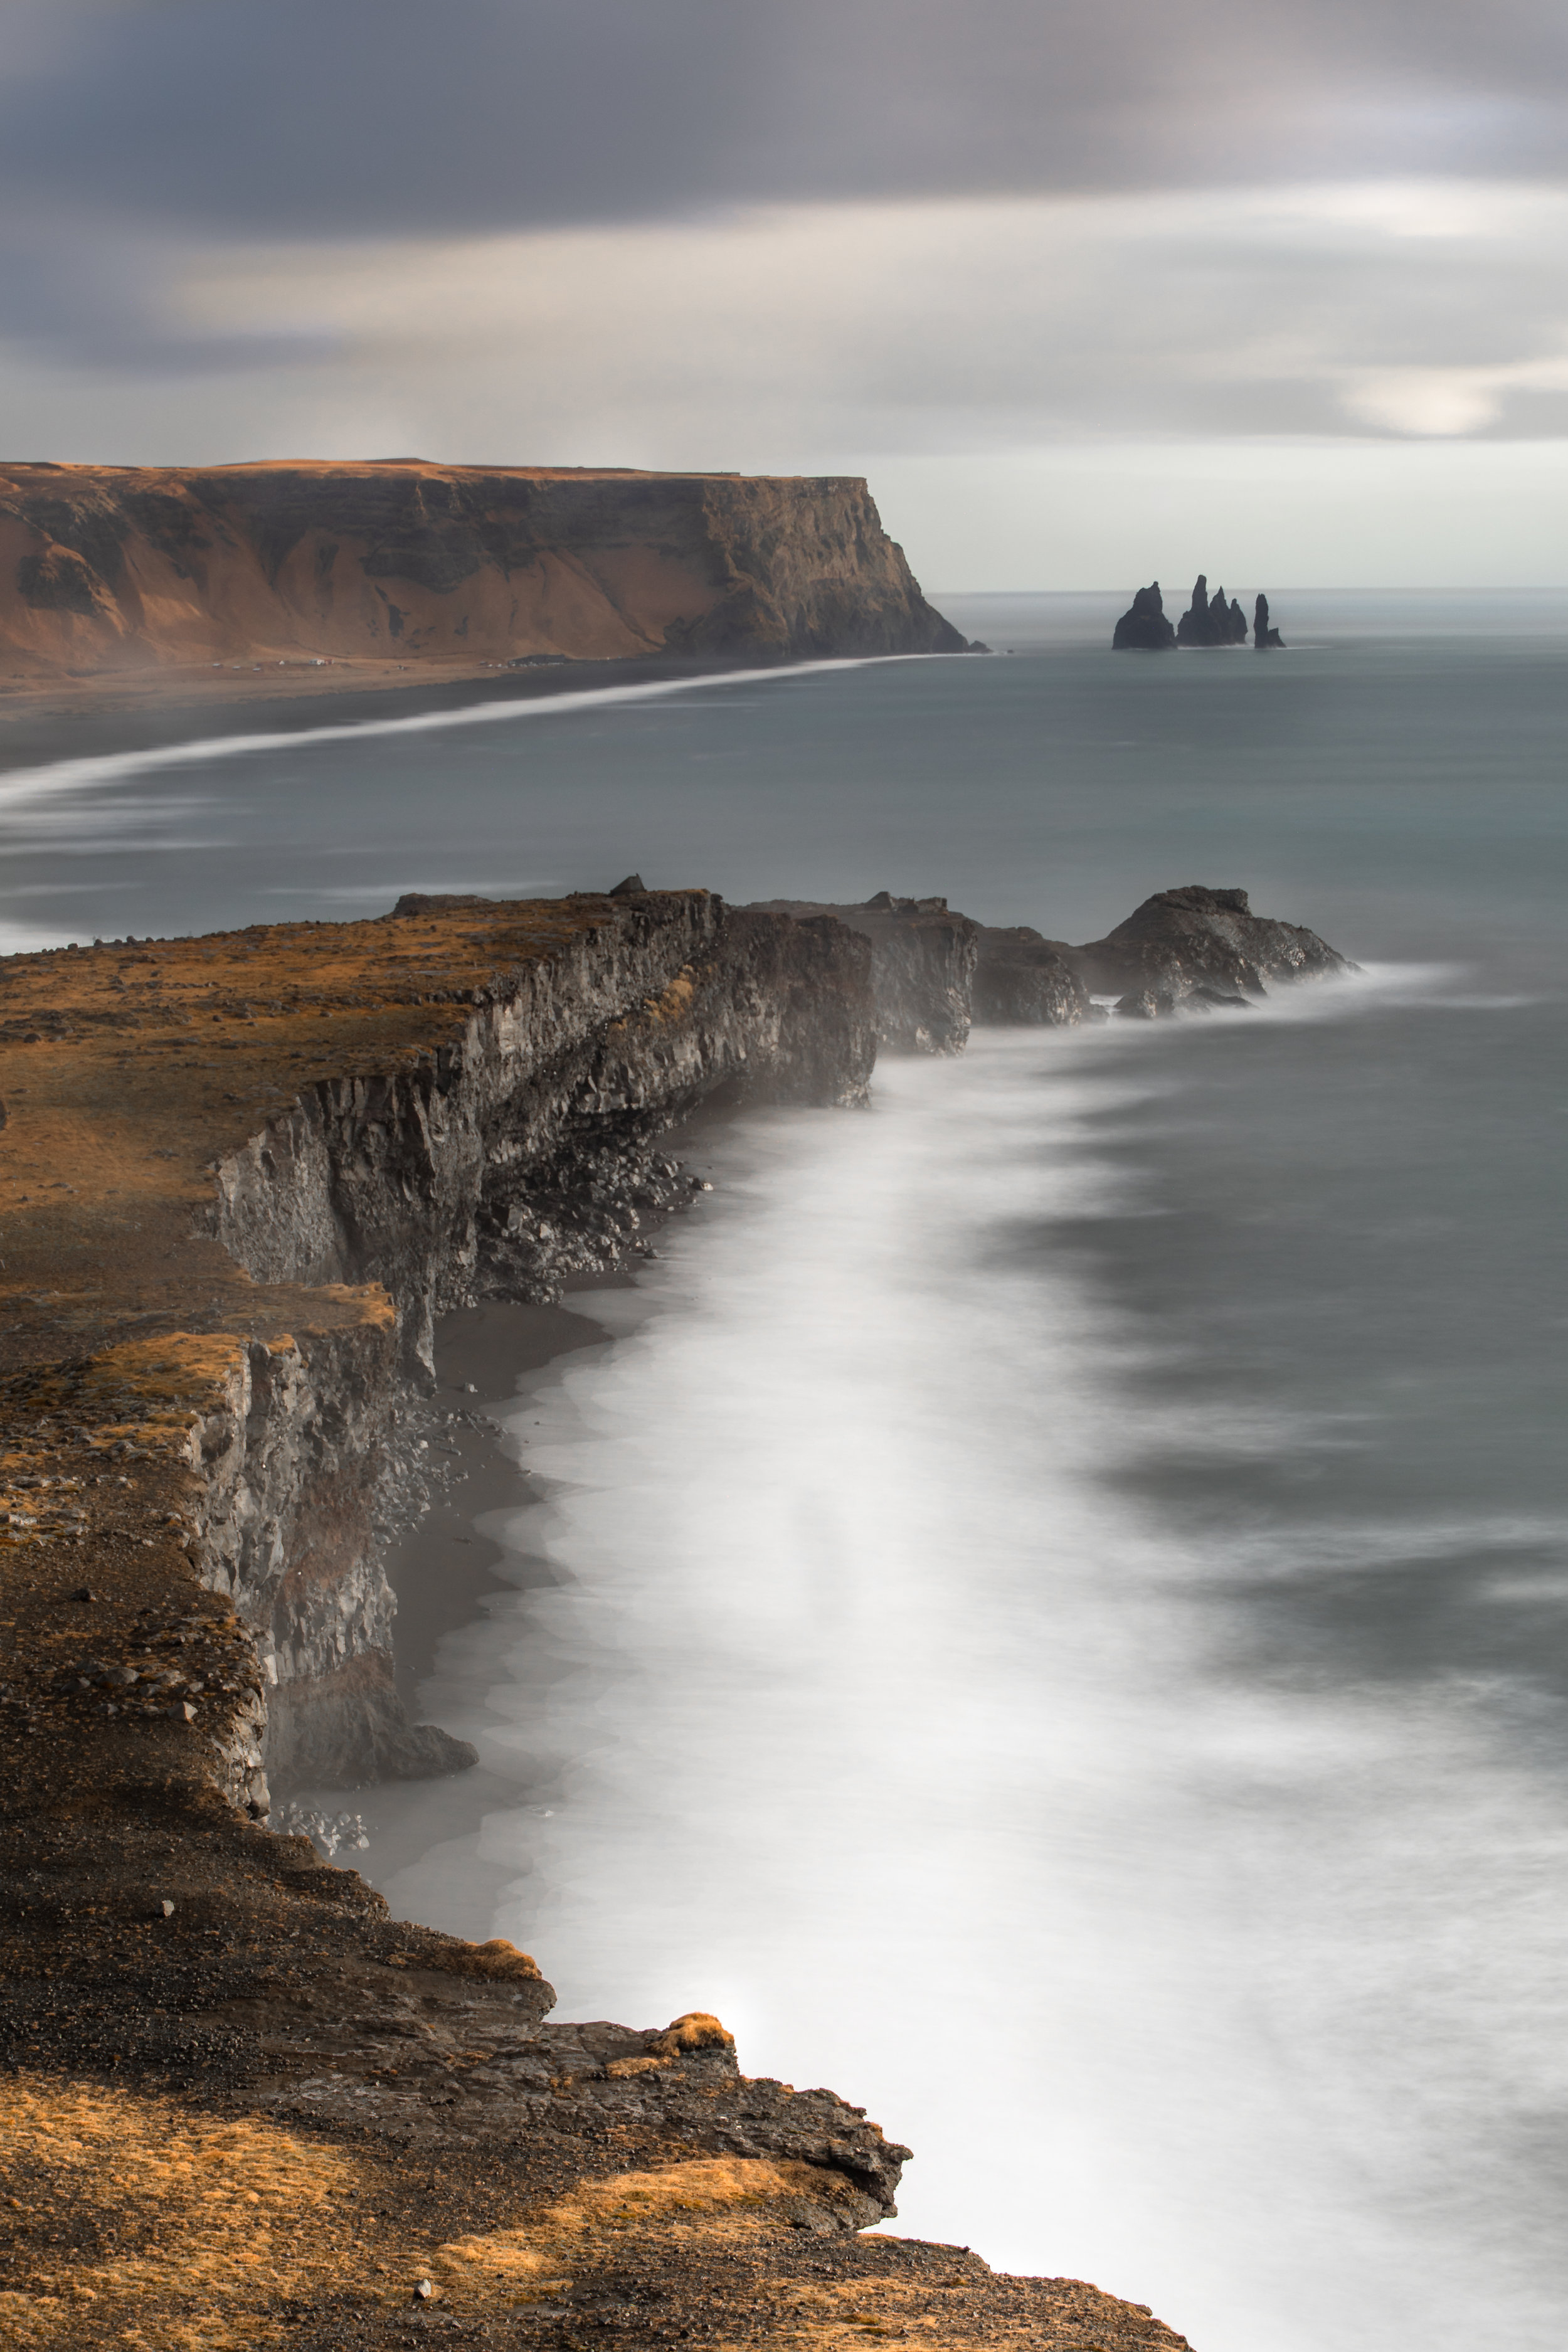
362;961;1567;2352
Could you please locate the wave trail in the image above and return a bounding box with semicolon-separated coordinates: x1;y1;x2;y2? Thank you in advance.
0;659;883;815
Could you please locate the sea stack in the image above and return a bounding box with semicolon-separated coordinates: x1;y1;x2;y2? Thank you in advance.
1177;575;1248;647
1111;581;1178;650
1255;593;1285;649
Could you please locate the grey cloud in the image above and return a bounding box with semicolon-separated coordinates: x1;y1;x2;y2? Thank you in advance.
0;220;337;375
139;187;1568;455
0;0;1564;248
1;0;1565;435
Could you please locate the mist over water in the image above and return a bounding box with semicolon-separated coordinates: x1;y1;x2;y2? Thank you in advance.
12;593;1565;2348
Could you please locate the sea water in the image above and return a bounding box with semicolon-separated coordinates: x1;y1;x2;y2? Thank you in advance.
5;593;1565;2351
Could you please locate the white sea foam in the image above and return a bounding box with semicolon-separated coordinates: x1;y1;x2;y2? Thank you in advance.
366;1025;1568;2352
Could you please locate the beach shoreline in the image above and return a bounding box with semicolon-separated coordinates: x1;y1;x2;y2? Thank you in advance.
0;649;764;773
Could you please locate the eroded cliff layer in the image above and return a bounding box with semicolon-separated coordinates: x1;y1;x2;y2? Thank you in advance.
0;461;970;679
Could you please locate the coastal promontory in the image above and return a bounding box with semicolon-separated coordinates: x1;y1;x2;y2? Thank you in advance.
0;887;1197;2351
0;461;972;694
0;874;1349;2341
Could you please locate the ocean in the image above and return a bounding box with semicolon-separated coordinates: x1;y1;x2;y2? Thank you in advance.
5;590;1565;2350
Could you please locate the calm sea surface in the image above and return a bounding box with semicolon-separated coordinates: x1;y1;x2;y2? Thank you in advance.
6;591;1565;2351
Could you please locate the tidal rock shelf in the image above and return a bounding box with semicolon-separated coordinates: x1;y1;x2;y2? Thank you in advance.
0;876;1354;2346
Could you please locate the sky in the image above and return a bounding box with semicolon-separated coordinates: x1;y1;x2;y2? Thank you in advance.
3;0;1567;586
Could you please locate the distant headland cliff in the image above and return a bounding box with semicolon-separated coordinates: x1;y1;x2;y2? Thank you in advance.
0;461;973;684
1113;576;1286;650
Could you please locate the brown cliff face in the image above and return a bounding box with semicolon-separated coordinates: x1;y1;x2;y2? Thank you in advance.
0;461;970;679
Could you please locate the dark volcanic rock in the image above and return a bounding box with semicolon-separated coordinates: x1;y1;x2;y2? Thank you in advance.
1176;576;1249;648
972;926;1092;1025
1111;581;1177;651
748;892;978;1054
1254;593;1285;649
1069;884;1354;1015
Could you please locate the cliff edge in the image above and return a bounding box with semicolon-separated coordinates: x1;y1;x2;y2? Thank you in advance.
0;461;972;681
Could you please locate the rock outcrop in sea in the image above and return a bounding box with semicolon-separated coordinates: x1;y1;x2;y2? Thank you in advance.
1254;593;1285;649
1067;883;1353;1017
1113;577;1286;651
973;924;1093;1024
755;884;1346;1037
1111;581;1179;650
0;460;973;679
1177;575;1249;647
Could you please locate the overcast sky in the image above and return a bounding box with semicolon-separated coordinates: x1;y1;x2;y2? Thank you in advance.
4;0;1567;585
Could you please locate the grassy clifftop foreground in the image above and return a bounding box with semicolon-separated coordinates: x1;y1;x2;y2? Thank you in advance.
0;897;1188;2350
0;462;970;689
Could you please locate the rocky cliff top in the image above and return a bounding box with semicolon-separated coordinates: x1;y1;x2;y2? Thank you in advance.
0;876;1357;2345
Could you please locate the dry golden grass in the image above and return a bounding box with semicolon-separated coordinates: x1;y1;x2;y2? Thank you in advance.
0;2083;1169;2352
638;968;699;1026
646;2010;736;2056
0;2099;861;2346
0;2078;409;2348
401;1934;544;1983
433;2154;832;2307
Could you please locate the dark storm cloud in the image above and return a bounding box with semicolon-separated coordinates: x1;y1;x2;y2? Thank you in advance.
1;0;1565;243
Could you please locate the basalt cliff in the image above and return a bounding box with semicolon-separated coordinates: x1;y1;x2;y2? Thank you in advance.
0;886;1209;2352
0;462;972;684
